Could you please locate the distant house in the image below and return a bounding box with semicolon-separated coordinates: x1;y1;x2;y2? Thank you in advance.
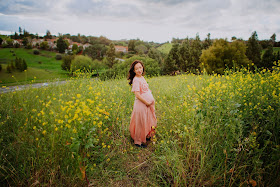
13;39;23;46
115;46;128;53
83;43;91;50
69;42;83;49
31;39;44;47
46;38;57;49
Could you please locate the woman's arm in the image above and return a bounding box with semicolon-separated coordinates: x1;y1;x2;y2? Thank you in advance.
135;91;153;107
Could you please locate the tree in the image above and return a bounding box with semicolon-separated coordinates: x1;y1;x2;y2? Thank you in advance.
0;37;3;45
203;33;212;49
135;44;148;55
270;33;276;46
45;30;52;39
261;45;274;69
83;44;106;60
246;31;262;68
40;41;49;50
19;27;22;35
22;37;29;46
71;55;93;72
189;34;203;71
106;43;117;68
56;37;68;53
179;38;191;72
200;39;250;74
72;44;78;54
163;43;180;74
148;47;164;66
61;55;74;71
128;40;136;53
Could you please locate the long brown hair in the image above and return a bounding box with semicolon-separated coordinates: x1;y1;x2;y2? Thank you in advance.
127;60;145;85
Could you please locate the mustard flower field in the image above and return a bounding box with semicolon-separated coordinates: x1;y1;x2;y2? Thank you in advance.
1;64;280;186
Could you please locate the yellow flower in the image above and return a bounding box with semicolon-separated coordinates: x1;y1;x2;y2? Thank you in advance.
77;94;81;98
42;130;46;135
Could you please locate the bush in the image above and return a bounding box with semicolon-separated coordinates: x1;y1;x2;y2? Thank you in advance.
61;55;74;71
71;55;94;72
99;56;160;80
14;43;20;48
55;54;62;60
33;50;40;55
6;64;12;73
26;43;32;49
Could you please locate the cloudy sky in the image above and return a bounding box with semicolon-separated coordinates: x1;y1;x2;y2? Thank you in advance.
0;0;279;43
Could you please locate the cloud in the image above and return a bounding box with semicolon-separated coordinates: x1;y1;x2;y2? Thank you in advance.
0;0;279;42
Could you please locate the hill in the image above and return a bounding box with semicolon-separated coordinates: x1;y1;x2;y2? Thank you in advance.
156;43;173;54
0;48;69;86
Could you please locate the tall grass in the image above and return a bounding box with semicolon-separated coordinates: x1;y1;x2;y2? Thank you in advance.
0;63;279;186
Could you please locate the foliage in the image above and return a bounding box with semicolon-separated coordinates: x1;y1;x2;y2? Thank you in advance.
0;63;279;186
83;44;107;60
72;44;78;54
135;44;148;55
128;40;136;53
57;37;68;53
33;49;40;55
261;45;274;69
0;64;2;72
61;55;74;71
106;43;117;68
246;31;262;67
100;56;160;80
163;43;180;74
147;47;164;70
55;54;63;60
71;55;94;72
200;39;250;74
40;41;49;50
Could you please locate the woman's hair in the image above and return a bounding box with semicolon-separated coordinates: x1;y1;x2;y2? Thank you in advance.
127;60;145;85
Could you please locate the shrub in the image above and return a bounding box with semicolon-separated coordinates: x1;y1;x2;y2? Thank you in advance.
71;55;93;72
6;64;12;73
61;55;74;71
26;43;32;49
14;43;20;48
33;50;40;55
55;54;62;60
99;56;160;80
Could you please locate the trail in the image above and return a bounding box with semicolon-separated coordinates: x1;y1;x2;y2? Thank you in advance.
0;81;67;94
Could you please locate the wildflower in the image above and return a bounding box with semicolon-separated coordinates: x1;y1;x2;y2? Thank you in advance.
42;130;46;135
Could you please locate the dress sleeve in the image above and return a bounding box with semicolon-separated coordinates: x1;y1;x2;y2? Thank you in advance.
131;78;140;92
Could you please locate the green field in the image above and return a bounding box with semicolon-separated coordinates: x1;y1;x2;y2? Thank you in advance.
1;65;279;186
0;48;69;85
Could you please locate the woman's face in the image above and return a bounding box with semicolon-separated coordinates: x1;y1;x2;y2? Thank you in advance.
134;62;143;77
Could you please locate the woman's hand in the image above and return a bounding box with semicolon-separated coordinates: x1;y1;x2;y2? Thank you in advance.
146;101;154;107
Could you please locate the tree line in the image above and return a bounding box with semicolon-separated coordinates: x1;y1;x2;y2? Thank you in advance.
1;28;279;77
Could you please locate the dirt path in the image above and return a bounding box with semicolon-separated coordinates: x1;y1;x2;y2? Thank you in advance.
0;81;67;94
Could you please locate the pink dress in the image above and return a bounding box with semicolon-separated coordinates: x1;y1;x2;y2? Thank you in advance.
129;76;157;145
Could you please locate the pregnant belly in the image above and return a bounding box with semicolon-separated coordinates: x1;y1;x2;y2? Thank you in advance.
142;91;155;103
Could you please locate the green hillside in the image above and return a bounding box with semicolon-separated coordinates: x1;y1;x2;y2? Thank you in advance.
0;48;69;85
156;43;173;54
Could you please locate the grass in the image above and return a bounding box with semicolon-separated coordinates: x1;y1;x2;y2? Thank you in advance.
0;48;69;86
157;43;173;54
0;64;280;186
273;47;280;53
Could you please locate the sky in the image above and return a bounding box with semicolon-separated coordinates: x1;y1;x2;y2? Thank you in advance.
0;0;279;43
